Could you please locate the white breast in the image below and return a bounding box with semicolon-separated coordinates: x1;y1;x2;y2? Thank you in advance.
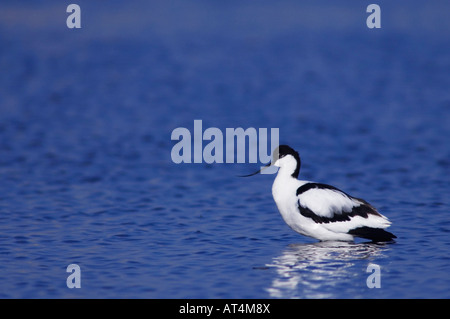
272;176;311;234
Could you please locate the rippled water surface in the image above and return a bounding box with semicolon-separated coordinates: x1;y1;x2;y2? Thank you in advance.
0;1;449;298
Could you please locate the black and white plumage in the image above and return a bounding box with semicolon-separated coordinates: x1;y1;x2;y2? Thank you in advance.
244;145;396;242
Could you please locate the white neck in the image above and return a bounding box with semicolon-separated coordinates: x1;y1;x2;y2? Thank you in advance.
274;155;298;178
272;167;298;202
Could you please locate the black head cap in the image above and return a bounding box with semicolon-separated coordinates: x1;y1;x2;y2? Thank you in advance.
273;145;301;178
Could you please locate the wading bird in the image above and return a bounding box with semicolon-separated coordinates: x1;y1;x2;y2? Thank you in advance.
242;145;396;242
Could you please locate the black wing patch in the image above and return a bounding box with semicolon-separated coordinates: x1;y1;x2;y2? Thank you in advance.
296;183;381;224
296;182;349;197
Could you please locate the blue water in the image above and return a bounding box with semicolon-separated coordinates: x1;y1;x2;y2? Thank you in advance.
0;0;449;298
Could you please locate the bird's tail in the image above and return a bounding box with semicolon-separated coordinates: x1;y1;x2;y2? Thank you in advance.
348;226;397;242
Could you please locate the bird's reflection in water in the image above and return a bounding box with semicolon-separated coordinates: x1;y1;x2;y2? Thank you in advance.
266;241;389;298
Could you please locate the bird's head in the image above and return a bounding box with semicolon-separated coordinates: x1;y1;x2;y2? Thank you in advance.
240;145;301;178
